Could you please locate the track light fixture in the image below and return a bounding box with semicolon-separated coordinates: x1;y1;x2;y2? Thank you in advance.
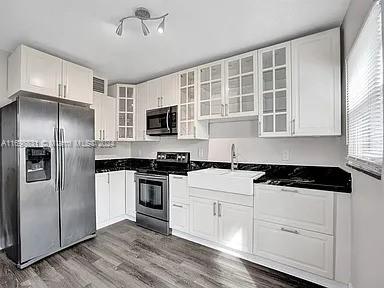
116;7;168;37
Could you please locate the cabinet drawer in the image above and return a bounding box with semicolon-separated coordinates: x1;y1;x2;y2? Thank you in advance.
254;220;334;279
254;185;334;234
169;174;188;203
170;202;189;233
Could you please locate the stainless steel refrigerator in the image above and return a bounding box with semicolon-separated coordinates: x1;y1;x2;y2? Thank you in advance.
0;96;96;268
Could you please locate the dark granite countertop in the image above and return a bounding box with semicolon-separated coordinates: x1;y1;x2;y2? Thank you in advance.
95;157;351;193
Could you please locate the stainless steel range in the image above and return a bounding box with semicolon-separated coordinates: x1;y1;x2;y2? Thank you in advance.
135;152;190;235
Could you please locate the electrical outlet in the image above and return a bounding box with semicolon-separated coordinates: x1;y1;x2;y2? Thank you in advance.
282;150;290;161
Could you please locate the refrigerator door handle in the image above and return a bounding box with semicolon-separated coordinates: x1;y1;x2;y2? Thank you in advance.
59;128;65;191
54;128;60;192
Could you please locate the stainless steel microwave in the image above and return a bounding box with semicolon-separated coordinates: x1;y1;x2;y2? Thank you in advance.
146;105;177;136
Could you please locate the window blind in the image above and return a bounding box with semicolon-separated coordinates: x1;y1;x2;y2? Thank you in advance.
346;0;384;178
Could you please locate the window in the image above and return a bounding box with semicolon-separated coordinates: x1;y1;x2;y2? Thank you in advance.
346;0;384;179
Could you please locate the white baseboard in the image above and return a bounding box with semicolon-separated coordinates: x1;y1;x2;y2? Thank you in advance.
96;214;136;230
172;230;349;288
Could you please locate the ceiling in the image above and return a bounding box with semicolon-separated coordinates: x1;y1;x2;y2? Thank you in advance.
0;0;350;84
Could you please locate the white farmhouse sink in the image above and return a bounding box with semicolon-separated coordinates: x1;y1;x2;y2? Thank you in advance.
188;168;265;195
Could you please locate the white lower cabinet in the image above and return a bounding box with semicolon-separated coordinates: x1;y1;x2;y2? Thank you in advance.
95;170;126;229
125;171;136;220
170;203;189;233
189;196;253;253
253;220;334;279
218;202;253;253
189;197;218;242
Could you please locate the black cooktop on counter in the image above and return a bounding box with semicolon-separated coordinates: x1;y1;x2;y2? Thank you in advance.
95;157;352;193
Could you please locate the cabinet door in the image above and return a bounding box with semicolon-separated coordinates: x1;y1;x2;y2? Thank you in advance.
125;171;136;218
198;61;225;120
218;202;253;253
254;185;334;234
148;78;162;108
95;173;109;227
292;28;341;136
189;197;218;242
103;95;116;141
161;74;178;107
225;52;258;117
170;202;189;233
116;85;135;141
135;82;147;141
258;43;291;137
93;93;103;140
22;46;62;98
62;61;93;104
178;69;197;139
254;220;334;279
169;174;188;203
109;171;126;219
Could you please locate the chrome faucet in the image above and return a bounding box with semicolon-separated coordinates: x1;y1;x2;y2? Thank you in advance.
231;144;238;171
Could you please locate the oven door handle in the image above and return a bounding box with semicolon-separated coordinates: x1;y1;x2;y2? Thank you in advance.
166;109;170;131
135;173;168;181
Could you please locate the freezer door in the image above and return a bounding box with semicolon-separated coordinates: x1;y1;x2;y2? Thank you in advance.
18;97;60;263
59;103;95;247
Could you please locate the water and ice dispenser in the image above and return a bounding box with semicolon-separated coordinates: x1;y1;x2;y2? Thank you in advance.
25;147;51;183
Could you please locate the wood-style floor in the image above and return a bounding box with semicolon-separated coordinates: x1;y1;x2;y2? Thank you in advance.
0;220;323;288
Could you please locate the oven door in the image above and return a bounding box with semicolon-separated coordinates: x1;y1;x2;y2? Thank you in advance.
135;173;168;221
146;107;171;135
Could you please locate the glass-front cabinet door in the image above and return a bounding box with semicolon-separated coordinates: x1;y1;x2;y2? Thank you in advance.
116;84;135;141
225;52;258;117
258;42;291;137
178;69;196;138
198;61;225;120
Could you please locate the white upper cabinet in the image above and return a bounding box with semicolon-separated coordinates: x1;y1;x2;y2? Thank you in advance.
178;68;209;139
8;45;93;105
225;52;258;117
258;42;291;137
148;78;162;109
109;84;135;141
161;73;178;107
93;93;116;141
291;28;341;136
62;61;93;104
198;61;225;120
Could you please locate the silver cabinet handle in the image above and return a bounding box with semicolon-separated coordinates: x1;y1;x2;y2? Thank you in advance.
58;84;62;97
99;130;102;140
172;204;183;208
143;130;145;139
158;97;161;107
218;203;222;217
193;126;196;138
103;129;105;140
107;173;110;184
221;103;225;116
225;104;228;116
172;176;185;180
281;188;299;193
281;227;299;234
292;119;295;135
64;85;67;98
213;202;217;216
161;97;163;107
258;121;261;136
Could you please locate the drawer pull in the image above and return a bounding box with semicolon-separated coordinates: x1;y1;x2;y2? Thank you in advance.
172;176;185;179
281;188;299;193
281;227;299;234
172;204;183;208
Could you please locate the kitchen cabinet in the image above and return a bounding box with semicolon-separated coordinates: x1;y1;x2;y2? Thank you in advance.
8;45;93;104
189;197;218;242
258;42;291;137
62;61;93;104
189;196;253;253
109;171;126;220
169;174;188;203
109;84;135;141
198;60;225;120
148;78;162;108
291;28;341;136
169;174;189;233
217;202;253;253
178;68;208;139
254;220;334;279
225;52;258;117
95;171;126;229
254;185;334;234
135;82;159;141
93;93;116;141
170;203;189;233
161;73;178;107
125;170;136;220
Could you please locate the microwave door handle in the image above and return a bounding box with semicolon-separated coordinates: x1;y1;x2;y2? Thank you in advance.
166;110;170;131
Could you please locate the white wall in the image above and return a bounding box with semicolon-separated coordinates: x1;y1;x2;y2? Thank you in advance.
130;119;344;166
0;50;8;100
342;0;384;287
